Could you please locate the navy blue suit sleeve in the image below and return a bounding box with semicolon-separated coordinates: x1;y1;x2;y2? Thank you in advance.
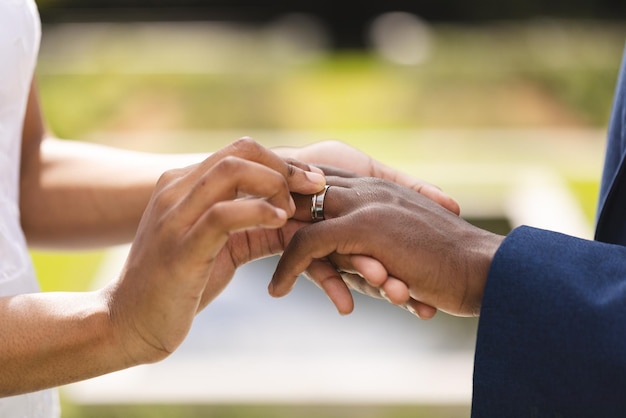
472;225;626;417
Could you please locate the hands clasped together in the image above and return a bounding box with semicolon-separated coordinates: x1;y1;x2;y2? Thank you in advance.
108;137;503;369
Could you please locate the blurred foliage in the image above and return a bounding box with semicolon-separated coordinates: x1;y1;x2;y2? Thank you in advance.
529;69;619;126
569;179;602;223
34;0;626;24
37;21;626;139
30;250;104;292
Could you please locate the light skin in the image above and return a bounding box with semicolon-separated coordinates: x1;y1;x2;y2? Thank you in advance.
270;176;505;317
5;134;327;396
3;79;458;395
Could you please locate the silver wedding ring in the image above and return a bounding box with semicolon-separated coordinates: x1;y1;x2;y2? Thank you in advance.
311;185;330;222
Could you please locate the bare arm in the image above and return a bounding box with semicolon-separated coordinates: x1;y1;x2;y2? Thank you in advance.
19;79;203;249
3;138;325;396
0;291;126;396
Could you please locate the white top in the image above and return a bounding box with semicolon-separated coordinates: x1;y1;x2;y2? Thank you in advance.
0;0;60;416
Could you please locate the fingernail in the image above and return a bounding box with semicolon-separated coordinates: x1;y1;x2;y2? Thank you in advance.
275;208;288;220
310;165;324;175
306;171;326;187
380;289;391;303
406;305;422;319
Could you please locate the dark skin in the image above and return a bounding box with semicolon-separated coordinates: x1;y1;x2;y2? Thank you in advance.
270;176;505;317
278;166;443;318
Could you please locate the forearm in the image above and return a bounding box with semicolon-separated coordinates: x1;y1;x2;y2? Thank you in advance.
20;137;205;249
0;290;131;396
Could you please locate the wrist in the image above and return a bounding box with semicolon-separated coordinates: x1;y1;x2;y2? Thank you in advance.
99;285;154;369
465;230;505;316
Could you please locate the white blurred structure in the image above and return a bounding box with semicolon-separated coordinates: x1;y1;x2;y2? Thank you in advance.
368;12;432;66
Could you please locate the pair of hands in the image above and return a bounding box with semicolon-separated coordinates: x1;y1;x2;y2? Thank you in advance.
104;137;486;366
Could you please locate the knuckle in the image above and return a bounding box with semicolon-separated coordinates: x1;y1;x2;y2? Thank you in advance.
283;157;306;173
357;204;387;224
266;170;288;188
213;155;244;175
156;168;183;189
230;136;260;158
288;226;311;250
151;183;178;212
255;202;280;223
363;176;388;188
206;201;230;223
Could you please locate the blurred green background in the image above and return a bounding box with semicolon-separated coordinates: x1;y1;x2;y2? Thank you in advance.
38;21;625;136
28;2;626;417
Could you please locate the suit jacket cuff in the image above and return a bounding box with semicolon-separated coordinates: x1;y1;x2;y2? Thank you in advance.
472;225;626;416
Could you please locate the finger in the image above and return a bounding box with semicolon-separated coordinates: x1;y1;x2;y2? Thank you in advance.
180;157;295;226
305;259;354;315
314;164;360;178
372;163;461;215
270;220;347;297
291;192;314;222
291;185;343;222
330;254;388;288
404;298;438;320
338;270;434;319
340;272;384;299
379;276;411;305
282;156;327;180
183;199;288;261
414;183;461;216
212;138;326;195
291;176;410;222
270;145;325;176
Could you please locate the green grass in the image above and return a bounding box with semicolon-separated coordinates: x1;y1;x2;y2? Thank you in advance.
568;178;602;224
30;250;104;292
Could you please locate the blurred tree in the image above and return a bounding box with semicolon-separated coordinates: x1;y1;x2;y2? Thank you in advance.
38;0;626;49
